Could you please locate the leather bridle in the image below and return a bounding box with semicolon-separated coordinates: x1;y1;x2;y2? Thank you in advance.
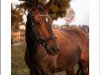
31;14;57;47
33;31;57;47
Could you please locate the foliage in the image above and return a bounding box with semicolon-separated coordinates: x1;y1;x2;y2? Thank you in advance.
49;0;71;19
17;0;71;19
11;0;71;31
65;7;75;24
11;4;25;31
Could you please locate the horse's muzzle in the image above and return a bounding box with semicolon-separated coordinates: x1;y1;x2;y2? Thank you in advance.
46;46;59;55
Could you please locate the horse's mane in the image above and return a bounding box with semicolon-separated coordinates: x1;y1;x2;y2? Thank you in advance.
62;27;88;37
61;27;88;40
52;25;88;37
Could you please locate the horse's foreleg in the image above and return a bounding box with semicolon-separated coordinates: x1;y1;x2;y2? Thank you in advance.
66;68;75;75
30;69;37;75
76;64;82;75
79;61;89;75
80;51;89;75
79;56;89;75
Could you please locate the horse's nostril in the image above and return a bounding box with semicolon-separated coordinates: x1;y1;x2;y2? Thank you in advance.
48;49;51;52
52;47;59;53
56;49;59;52
51;48;55;53
54;46;59;51
52;47;55;51
46;46;59;55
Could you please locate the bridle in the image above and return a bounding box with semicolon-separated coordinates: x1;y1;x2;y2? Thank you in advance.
31;14;57;47
33;31;57;47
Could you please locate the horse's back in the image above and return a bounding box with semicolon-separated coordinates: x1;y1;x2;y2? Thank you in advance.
53;27;89;50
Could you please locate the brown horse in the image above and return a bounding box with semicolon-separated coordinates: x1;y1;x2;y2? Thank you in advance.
25;0;89;75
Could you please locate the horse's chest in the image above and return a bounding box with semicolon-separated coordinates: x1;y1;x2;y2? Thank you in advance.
34;49;58;68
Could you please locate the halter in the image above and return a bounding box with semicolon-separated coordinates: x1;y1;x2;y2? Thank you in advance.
33;31;57;46
31;14;57;46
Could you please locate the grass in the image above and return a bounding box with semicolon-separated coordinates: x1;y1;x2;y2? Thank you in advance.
11;41;30;75
11;41;78;75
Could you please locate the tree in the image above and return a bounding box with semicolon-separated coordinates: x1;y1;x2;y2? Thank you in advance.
65;7;75;25
11;0;71;31
11;4;24;31
49;0;71;19
18;0;71;19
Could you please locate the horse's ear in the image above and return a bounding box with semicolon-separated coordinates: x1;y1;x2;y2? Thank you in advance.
33;0;38;8
44;0;53;12
31;0;38;11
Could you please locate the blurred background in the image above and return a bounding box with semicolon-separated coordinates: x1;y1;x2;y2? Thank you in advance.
11;0;89;75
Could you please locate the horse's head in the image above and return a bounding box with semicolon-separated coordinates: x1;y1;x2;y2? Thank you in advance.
28;0;59;55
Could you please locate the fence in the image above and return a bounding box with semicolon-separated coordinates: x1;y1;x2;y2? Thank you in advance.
11;30;25;43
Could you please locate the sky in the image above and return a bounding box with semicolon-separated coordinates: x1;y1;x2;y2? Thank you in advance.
53;0;89;26
70;0;89;25
12;0;89;26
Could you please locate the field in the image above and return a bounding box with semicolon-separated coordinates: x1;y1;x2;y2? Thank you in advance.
11;41;29;75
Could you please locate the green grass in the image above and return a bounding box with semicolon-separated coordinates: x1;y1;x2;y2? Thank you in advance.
11;42;30;75
11;41;78;75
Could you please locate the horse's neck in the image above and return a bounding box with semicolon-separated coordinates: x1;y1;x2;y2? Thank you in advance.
26;12;36;40
25;12;40;55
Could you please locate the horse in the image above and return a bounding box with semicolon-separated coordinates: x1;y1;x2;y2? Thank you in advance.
25;0;89;75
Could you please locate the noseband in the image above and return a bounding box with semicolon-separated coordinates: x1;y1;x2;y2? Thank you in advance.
34;32;57;46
